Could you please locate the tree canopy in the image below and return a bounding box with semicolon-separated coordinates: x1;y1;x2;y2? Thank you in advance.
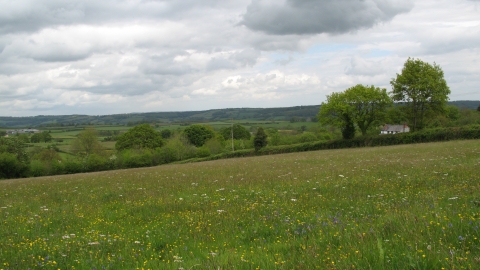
318;84;392;136
30;131;52;143
183;125;215;147
71;128;105;156
254;127;268;151
390;58;450;131
0;137;29;178
115;124;164;151
220;124;251;141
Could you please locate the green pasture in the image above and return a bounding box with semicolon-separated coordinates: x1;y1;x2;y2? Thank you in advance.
1;140;479;269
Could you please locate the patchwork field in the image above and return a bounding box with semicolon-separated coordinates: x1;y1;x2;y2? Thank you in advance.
1;140;479;269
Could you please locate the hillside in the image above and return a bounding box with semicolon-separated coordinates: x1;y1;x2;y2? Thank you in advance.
1;100;478;127
0;105;320;127
1;140;478;269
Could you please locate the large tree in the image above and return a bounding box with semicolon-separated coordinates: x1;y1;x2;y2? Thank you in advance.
220;124;251;141
71;128;105;156
183;125;215;147
115;124;164;151
318;84;392;137
390;58;451;131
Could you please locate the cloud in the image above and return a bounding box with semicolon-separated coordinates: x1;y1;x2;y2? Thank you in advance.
0;0;239;34
0;0;479;117
241;0;414;35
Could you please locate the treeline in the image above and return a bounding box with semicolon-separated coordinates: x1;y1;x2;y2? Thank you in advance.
3;124;479;179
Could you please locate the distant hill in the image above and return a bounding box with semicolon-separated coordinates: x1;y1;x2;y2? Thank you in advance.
0;101;478;128
0;105;321;127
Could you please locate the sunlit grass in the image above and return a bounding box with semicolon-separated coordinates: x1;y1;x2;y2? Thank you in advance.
1;140;479;269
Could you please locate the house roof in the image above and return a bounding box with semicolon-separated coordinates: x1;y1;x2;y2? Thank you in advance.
383;124;408;132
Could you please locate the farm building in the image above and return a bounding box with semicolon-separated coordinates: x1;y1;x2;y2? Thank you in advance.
380;124;410;135
6;129;41;135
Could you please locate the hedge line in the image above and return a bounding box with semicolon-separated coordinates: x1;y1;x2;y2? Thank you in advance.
181;125;480;163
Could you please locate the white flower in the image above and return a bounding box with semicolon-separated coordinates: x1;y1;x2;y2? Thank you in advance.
291;199;297;202
173;255;183;262
338;175;344;177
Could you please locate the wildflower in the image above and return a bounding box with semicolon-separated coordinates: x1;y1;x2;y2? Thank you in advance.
339;175;344;178
217;210;226;214
134;241;141;244
291;199;297;202
88;242;100;245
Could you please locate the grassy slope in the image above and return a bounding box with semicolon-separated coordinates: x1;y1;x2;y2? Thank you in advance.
1;140;479;269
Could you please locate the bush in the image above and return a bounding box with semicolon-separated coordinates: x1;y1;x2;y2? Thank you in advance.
0;152;28;179
152;146;177;165
30;160;47;177
299;132;317;143
63;159;84;174
86;154;111;172
118;149;153;168
196;146;211;158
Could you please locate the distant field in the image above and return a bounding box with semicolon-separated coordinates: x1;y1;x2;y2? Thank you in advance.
1;140;479;269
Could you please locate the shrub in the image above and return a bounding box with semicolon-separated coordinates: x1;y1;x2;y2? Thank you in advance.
118;149;153;168
196;146;211;158
299;132;317;143
0;152;28;179
63;159;84;174
86;154;111;172
30;160;47;177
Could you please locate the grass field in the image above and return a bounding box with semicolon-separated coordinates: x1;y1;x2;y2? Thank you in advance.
1;140;479;269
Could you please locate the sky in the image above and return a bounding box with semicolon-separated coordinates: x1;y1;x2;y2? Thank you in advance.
0;0;479;117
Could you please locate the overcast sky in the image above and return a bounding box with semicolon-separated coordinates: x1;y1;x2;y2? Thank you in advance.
1;0;479;116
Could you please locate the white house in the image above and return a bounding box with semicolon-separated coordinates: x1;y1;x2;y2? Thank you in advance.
380;124;410;135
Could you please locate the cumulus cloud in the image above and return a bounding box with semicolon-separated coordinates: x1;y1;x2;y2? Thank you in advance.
241;0;414;35
0;0;239;34
0;0;479;116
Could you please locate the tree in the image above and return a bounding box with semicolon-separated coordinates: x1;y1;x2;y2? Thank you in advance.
30;133;42;143
254;127;268;151
390;58;451;131
318;84;392;137
160;129;172;139
183;125;215;147
0;137;29;178
477;104;480;112
71;128;104;156
41;131;52;142
115;124;164;151
220;124;251;141
341;113;356;139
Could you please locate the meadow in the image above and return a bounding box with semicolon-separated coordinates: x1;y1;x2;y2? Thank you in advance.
0;140;479;269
